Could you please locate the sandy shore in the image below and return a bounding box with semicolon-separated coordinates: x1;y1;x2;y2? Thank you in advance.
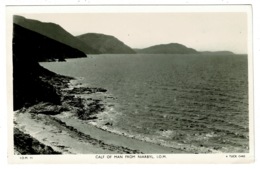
14;110;185;154
14;75;185;154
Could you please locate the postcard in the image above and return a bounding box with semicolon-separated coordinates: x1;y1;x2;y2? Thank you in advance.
6;5;254;163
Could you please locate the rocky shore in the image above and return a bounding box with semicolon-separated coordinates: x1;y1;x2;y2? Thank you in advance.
14;73;186;154
14;73;114;154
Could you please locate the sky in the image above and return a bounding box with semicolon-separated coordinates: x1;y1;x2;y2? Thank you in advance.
19;13;248;54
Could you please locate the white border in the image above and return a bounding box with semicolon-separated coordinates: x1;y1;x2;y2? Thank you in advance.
1;0;260;168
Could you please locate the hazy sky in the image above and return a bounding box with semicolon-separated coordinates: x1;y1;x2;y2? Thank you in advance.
19;13;248;54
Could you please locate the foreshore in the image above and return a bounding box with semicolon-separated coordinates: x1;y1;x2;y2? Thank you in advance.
14;74;185;154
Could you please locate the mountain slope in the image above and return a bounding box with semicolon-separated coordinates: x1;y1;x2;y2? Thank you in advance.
77;33;136;54
13;23;86;62
13;15;98;54
136;43;198;54
13;23;59;110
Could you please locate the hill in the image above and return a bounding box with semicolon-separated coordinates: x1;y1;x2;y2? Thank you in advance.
13;15;98;54
12;23;87;110
77;33;136;54
13;23;86;62
136;43;198;54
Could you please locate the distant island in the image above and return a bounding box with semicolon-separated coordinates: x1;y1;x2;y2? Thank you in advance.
199;51;235;55
135;43;236;55
77;33;136;54
135;43;198;54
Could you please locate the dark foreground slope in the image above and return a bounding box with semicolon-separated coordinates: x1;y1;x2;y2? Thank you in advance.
12;23;86;110
13;22;115;154
14;128;61;154
77;33;136;54
14;15;98;54
136;43;198;54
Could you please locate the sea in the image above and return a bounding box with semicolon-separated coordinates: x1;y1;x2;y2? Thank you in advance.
40;54;249;153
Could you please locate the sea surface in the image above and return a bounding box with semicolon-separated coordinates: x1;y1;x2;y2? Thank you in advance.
40;54;249;153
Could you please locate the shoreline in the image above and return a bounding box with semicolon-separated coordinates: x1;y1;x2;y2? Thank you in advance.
14;74;186;154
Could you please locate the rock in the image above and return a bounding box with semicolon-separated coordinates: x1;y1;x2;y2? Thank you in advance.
14;128;61;154
29;102;63;115
67;87;107;95
58;58;66;62
86;116;98;120
96;88;107;92
105;122;113;126
62;95;75;101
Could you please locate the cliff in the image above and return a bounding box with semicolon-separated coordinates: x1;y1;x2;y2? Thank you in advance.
12;23;81;110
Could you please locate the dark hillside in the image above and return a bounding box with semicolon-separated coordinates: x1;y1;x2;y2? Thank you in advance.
14;15;98;54
13;23;80;110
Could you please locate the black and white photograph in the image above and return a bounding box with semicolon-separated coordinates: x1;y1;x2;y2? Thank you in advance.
6;5;254;163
